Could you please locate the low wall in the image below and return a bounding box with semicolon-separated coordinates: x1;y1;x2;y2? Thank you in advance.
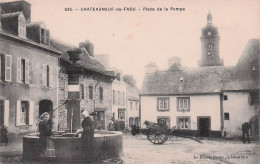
23;131;123;161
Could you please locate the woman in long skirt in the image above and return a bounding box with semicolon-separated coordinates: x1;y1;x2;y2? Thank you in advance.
38;112;52;157
75;110;94;160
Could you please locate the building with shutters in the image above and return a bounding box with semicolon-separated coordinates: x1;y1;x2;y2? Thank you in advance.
0;1;61;141
140;12;259;138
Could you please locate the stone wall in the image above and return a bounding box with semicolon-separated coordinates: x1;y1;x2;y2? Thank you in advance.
58;70;68;131
79;75;113;129
57;71;113;130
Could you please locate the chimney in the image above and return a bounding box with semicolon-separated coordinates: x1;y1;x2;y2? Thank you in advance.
79;40;94;57
168;56;182;68
145;62;158;74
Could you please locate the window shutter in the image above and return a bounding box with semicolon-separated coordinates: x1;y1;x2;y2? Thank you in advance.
5;55;12;82
0;56;1;81
16;57;21;83
42;64;47;86
29;101;34;125
49;65;53;87
4;100;9;126
46;30;50;45
25;60;29;84
16;101;21;126
84;84;86;100
29;62;32;83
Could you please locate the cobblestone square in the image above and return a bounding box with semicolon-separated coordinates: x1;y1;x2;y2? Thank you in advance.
0;134;259;164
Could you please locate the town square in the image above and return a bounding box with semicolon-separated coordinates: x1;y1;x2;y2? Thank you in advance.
0;0;259;163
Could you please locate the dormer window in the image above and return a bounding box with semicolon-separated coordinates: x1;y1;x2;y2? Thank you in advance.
18;15;26;39
179;77;184;82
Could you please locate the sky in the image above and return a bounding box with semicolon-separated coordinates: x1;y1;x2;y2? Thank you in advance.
3;0;259;88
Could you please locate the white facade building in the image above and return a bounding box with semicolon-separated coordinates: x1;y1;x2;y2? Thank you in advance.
140;39;259;138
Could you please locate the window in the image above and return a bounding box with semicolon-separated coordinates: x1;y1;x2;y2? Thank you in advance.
224;113;229;120
89;86;93;100
177;117;190;129
99;87;103;101
41;28;46;44
20;101;28;124
249;92;259;106
118;109;125;120
113;90;116;105
42;64;52;87
207;31;211;35
129;117;133;127
118;91;120;105
224;95;228;100
179;77;184;82
157;116;170;128
177;97;190;112
16;101;34;126
134;117;139;125
0;100;9;126
135;102;138;110
17;58;30;84
18;17;26;38
80;84;84;99
157;97;170;111
130;102;133;110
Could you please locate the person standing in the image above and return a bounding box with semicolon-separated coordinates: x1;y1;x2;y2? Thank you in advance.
39;112;52;157
75;110;94;160
242;122;252;143
0;125;8;146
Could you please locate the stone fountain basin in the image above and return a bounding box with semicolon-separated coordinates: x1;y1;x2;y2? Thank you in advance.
23;131;123;161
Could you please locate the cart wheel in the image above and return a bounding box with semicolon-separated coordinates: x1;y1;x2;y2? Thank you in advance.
147;124;168;144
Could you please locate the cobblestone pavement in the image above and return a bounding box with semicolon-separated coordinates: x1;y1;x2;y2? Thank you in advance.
0;134;259;164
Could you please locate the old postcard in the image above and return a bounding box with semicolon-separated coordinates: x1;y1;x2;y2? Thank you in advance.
0;0;259;163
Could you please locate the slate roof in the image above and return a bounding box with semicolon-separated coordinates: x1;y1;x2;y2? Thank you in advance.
50;38;115;77
1;12;21;18
141;39;260;95
127;84;140;101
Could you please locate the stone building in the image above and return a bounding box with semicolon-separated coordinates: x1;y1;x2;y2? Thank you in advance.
140;12;259;138
0;0;61;141
51;39;115;131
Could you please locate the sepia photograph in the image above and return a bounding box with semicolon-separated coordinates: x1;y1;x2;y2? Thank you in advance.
0;0;259;163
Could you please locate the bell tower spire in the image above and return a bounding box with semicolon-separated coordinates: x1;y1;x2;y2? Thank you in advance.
207;10;212;25
199;11;224;67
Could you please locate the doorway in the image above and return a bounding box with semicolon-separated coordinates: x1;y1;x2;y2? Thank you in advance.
96;111;105;130
39;100;53;127
198;117;211;137
118;109;126;120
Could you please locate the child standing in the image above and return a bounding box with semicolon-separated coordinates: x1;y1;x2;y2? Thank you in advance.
0;125;8;146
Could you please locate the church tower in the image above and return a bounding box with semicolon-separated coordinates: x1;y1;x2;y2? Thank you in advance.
199;11;223;67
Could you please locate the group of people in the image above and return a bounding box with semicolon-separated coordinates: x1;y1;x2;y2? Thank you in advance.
30;111;256;159
107;118;126;132
38;110;95;159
